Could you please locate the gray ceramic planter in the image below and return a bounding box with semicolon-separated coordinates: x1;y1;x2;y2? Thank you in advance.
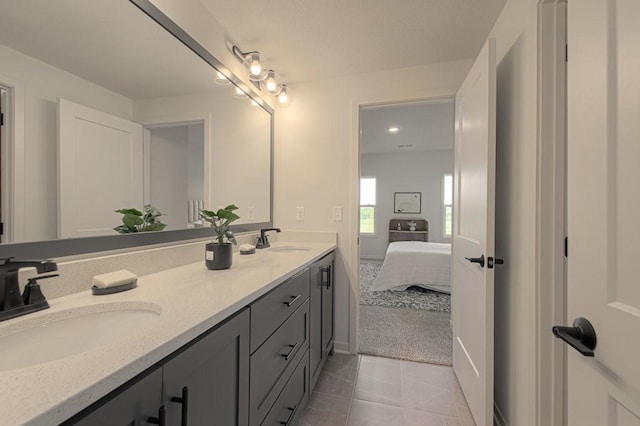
205;242;233;270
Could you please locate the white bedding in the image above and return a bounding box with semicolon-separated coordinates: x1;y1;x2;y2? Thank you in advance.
371;241;451;294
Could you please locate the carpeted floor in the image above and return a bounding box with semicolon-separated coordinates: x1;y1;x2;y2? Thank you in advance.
359;261;450;312
358;260;453;365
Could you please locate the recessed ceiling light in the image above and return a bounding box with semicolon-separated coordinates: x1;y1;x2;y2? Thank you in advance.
388;126;399;134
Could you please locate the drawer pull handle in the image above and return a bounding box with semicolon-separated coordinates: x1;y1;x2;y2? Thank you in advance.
170;386;189;426
284;294;301;307
280;405;297;425
280;342;300;361
147;406;166;426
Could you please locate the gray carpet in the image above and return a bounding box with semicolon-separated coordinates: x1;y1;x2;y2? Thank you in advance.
359;261;451;312
359;261;453;366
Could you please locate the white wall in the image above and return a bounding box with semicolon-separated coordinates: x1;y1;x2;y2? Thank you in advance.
134;90;271;225
488;0;539;423
274;60;471;352
0;43;133;243
360;150;453;259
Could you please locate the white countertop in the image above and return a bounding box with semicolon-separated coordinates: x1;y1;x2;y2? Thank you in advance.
0;241;335;426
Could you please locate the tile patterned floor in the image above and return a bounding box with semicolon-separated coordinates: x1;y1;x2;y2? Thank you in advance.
298;354;475;426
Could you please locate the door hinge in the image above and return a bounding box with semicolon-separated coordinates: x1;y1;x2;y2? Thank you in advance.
565;237;568;258
565;44;568;62
0;222;3;236
0;112;4;126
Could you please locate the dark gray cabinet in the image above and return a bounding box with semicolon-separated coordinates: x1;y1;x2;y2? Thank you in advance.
163;308;250;425
309;252;335;390
73;367;162;426
66;250;336;426
69;308;250;426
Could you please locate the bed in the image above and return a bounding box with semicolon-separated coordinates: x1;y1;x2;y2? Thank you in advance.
371;241;451;294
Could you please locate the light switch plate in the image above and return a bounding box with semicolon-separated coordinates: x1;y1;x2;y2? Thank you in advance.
296;206;305;221
247;206;255;221
332;206;343;221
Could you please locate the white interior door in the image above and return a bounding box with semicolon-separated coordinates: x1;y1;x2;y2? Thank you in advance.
452;38;496;426
564;0;640;423
58;98;143;238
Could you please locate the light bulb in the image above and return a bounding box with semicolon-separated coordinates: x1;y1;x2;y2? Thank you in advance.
277;84;290;106
261;70;281;94
244;52;267;81
250;61;262;77
278;90;288;104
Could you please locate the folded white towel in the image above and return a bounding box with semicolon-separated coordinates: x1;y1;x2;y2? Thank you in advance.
92;270;138;289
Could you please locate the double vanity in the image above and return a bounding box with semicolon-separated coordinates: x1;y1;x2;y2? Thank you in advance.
0;237;336;425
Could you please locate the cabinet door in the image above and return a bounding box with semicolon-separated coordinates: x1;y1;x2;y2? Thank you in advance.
321;259;335;356
309;257;324;389
163;308;250;426
73;367;162;425
309;252;335;390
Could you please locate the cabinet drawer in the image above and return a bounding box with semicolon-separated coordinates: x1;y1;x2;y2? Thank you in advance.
251;268;309;352
260;352;309;426
250;300;309;425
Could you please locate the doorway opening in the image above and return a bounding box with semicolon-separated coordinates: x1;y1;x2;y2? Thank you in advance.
357;98;455;365
143;121;206;231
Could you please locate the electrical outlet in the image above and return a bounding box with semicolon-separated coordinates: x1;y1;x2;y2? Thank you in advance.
247;206;255;221
296;206;305;221
333;206;343;221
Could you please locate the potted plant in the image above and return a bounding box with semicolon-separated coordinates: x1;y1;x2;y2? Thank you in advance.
200;204;239;270
113;204;167;234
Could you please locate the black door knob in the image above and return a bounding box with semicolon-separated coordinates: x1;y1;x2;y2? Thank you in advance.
465;255;485;268
552;317;597;357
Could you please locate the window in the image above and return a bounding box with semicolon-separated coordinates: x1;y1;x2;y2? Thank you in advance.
443;174;453;238
360;177;376;234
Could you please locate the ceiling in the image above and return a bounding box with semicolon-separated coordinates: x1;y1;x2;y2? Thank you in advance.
0;0;233;100
200;0;507;83
360;99;454;154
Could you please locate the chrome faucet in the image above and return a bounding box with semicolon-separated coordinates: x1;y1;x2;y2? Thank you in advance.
256;228;281;249
0;258;58;322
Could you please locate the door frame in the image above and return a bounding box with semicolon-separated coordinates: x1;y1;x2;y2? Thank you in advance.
352;95;456;354
536;0;567;424
0;75;25;243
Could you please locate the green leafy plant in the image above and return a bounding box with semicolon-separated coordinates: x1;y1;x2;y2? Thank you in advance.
114;204;167;234
200;204;240;245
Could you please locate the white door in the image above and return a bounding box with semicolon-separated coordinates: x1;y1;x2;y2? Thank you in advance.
58;98;143;238
452;38;496;426
564;0;640;423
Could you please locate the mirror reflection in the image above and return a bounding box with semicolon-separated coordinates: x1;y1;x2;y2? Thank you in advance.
0;0;272;244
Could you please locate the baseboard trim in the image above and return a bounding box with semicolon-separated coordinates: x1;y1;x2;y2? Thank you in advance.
334;341;350;353
494;402;508;426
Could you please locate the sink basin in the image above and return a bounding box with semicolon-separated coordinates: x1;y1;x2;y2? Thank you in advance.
269;246;312;253
0;302;161;371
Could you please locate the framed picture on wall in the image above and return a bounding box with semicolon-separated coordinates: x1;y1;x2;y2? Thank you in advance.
394;192;421;213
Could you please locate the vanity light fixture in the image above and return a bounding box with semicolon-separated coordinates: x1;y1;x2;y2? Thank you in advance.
388;126;399;134
232;45;268;81
232;45;292;107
